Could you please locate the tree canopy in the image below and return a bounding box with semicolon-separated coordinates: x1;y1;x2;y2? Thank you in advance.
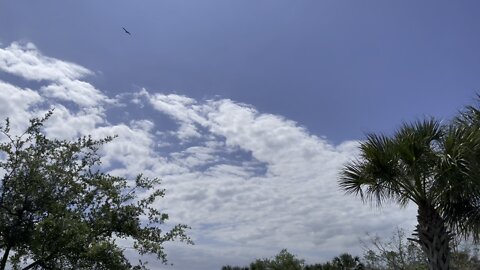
339;100;480;270
0;112;191;270
222;249;364;270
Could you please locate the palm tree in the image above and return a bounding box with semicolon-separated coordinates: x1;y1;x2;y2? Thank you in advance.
339;116;480;270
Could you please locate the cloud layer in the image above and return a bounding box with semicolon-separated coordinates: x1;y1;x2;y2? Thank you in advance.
0;42;417;269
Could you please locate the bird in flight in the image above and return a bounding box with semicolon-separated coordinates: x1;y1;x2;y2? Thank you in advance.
122;27;131;35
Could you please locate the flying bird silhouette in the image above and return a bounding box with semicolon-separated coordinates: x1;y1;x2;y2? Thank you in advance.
122;27;131;35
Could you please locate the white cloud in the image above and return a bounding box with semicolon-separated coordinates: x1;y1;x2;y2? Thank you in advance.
146;92;211;140
0;42;111;108
142;92;417;267
0;42;91;81
0;42;418;270
42;105;106;139
40;78;108;107
0;80;43;133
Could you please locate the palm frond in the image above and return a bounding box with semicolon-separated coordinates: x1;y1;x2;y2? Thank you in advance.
435;124;480;236
339;119;445;207
340;98;480;243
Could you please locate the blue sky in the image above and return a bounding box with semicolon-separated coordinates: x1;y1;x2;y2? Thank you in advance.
1;1;479;269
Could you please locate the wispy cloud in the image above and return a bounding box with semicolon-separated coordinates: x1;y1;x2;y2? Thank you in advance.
0;42;110;107
0;42;91;81
0;42;417;269
0;80;43;133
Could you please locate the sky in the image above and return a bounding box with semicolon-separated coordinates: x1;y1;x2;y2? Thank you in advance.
0;1;479;269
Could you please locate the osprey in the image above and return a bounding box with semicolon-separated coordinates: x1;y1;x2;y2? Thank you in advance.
122;27;131;35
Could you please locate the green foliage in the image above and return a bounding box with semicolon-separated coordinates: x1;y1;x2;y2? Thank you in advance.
222;266;249;270
250;249;305;270
339;99;480;269
222;250;364;270
362;227;480;270
361;228;427;270
0;112;191;270
449;238;480;270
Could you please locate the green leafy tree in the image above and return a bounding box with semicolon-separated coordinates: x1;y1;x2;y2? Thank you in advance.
0;112;191;270
222;266;249;270
361;228;427;270
223;251;365;270
362;227;480;270
332;253;358;269
250;249;305;270
339;105;480;270
450;245;480;270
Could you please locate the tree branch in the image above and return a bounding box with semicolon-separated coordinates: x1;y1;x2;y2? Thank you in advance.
22;253;55;270
0;246;11;270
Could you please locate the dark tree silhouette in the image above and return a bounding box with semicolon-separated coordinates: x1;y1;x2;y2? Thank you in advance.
340;101;480;270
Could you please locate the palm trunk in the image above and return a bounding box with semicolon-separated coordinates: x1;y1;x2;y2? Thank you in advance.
414;204;451;270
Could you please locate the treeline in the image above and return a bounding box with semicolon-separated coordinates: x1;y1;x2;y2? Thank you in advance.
222;250;362;270
222;228;480;270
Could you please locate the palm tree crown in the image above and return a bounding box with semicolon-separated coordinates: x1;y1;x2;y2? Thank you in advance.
339;116;480;270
